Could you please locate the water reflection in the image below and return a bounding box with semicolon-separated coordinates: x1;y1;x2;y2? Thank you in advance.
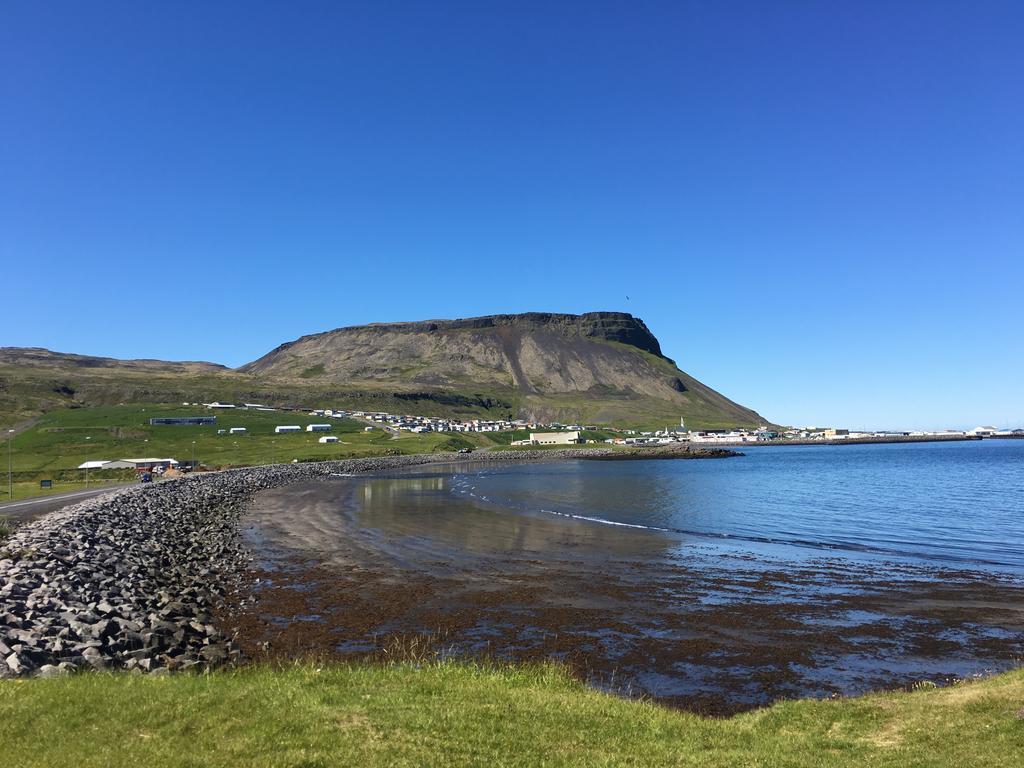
354;469;673;563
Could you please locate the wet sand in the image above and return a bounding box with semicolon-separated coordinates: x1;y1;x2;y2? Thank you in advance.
225;467;1024;715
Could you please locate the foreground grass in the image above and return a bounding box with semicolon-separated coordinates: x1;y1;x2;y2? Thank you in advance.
1;663;1021;767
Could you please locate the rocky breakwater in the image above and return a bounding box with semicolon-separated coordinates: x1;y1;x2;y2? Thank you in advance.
0;447;737;678
0;462;346;678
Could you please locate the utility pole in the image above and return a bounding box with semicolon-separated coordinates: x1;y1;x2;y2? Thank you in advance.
7;429;13;500
191;441;197;471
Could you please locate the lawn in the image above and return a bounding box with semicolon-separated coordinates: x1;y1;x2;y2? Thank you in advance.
0;663;1021;767
3;404;492;478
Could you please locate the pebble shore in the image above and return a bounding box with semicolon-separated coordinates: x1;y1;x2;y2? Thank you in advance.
0;447;734;678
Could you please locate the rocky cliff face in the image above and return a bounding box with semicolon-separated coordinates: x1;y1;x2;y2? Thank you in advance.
240;312;766;427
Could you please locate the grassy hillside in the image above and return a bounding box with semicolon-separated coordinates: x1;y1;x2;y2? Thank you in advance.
0;358;761;433
1;663;1021;767
2;404;493;480
0;360;512;431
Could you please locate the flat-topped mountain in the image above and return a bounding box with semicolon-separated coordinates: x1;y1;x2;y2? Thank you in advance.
240;312;765;427
0;312;767;429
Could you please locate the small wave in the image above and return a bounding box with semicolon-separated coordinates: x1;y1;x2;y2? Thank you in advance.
542;509;670;532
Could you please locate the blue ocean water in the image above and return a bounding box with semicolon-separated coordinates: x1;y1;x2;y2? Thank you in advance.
448;440;1024;573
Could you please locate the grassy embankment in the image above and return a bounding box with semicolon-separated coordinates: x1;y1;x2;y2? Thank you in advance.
0;663;1021;766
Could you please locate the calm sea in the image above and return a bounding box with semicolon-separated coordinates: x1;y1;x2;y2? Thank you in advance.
448;439;1024;572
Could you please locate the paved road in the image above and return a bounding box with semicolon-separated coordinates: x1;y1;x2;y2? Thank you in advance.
0;485;131;524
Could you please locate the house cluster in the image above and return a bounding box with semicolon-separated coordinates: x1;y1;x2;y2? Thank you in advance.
192;400;1023;446
307;408;596;435
958;426;1024;438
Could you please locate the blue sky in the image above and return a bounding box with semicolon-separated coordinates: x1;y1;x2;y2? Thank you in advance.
2;1;1021;430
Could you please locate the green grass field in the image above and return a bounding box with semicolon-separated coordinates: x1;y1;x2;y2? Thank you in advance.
1;663;1021;767
3;404;495;479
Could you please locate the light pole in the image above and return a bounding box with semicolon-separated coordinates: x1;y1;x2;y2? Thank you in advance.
7;429;13;500
191;441;197;471
84;436;91;487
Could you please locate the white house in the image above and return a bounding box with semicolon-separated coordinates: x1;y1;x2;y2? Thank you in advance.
229;427;247;434
274;425;302;434
318;435;339;444
306;424;332;432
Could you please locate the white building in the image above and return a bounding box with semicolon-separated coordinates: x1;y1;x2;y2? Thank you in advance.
77;460;110;470
229;427;247;434
103;458;180;470
511;430;582;446
306;424;332;432
274;425;302;434
318;435;339;444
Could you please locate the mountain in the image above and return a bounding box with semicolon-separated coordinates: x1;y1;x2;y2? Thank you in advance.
239;312;766;427
0;347;228;374
0;312;767;429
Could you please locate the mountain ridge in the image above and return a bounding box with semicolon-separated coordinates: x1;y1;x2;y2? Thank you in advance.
0;312;768;429
243;312;670;371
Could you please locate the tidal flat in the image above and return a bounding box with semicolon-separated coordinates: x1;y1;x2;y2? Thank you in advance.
231;441;1024;714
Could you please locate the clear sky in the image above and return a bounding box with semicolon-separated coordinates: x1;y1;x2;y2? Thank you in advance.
2;1;1021;430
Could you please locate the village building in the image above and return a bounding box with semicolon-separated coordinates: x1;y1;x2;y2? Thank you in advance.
511;430;583;447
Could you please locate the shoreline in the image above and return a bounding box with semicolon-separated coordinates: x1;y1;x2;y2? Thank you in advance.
4;444;1021;715
228;458;1024;715
0;447;734;678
